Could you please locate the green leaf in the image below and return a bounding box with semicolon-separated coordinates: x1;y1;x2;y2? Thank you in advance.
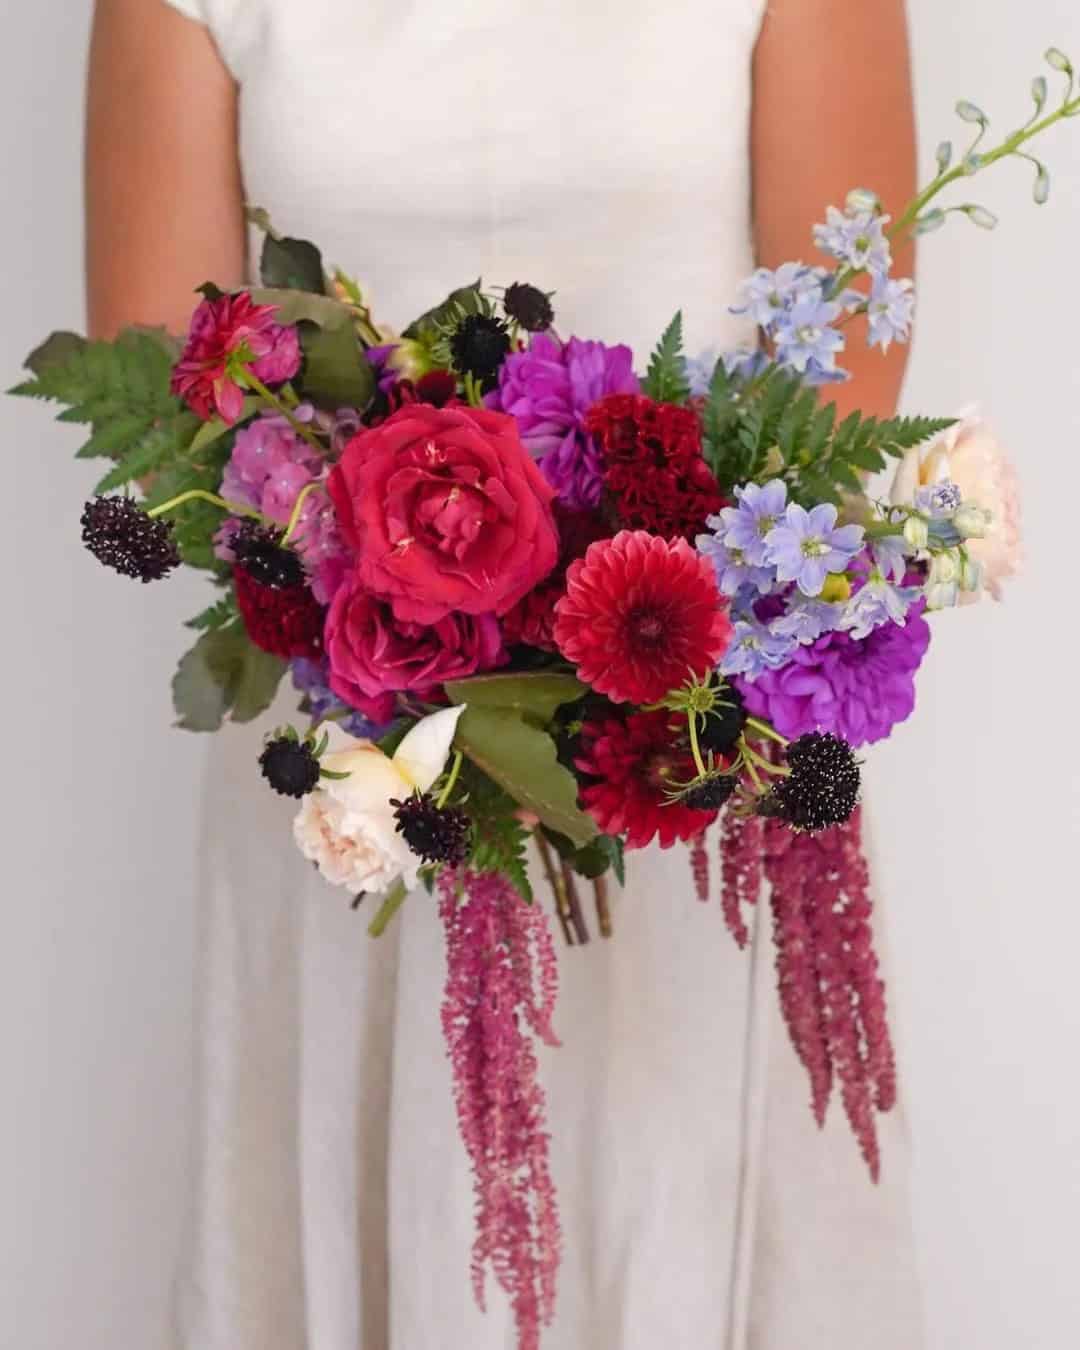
453;705;596;849
259;233;326;294
641;310;691;404
459;766;535;903
401;279;484;343
172;621;286;732
92;413;200;493
21;330;87;378
444;671;585;725
190;400;257;454
185;594;238;632
542;829;624;883
249;287;374;410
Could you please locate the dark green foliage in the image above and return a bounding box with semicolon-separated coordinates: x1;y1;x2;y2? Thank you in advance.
641;310;691;404
185;594;238;632
10;328;198;490
700;357;955;504
172;620;286;732
260;233;326;294
460;765;533;903
542;828;625;885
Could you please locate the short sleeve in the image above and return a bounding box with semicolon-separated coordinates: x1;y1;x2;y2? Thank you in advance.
161;0;254;81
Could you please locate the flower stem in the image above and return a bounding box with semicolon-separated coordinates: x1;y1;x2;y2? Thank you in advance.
462;371;485;408
436;750;464;810
593;876;613;939
535;831;576;946
240;369;327;452
281;480;326;545
145;489;267;523
687;711;708;780
367;879;408;938
744;716;789;748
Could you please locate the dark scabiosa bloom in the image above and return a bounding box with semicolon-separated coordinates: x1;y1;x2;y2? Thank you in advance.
681;774;738;811
258;733;322;799
449;313;512;386
229;520;306;589
763;732;861;832
503;282;555;333
696;682;747;756
80;495;180;582
391;792;471;866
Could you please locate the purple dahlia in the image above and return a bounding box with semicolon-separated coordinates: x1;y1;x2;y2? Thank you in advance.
486;332;639;509
734;610;931;747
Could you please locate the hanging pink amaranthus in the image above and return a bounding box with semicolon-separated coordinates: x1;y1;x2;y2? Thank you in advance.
439;869;562;1350
760;809;896;1180
689;830;710;903
718;810;764;949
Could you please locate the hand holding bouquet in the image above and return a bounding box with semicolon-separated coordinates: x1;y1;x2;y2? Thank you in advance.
14;50;1074;1349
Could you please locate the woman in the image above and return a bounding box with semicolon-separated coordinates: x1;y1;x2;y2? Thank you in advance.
87;2;922;1347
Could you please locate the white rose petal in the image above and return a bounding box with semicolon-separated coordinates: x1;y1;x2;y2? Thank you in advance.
293;792;418;894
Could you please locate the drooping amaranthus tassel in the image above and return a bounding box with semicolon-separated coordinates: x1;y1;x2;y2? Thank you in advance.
762;809;895;1180
718;809;764;949
439;869;562;1350
689;830;710;903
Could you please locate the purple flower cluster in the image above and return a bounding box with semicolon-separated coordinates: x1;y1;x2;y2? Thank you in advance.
487;332;639;509
218;411;348;604
290;657;395;739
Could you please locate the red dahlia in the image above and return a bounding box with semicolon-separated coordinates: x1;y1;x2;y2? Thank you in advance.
553;530;732;704
234;566;325;660
576;711;719;850
586;392;725;540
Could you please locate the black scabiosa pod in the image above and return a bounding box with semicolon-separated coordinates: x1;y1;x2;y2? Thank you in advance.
766;732;861;832
682;774;738;811
696;683;747;756
391;792;471;867
503;282;555;333
230;520;306;590
448;312;512;385
80;495;180;582
258;733;322;799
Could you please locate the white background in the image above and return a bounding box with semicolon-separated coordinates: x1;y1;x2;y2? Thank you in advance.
3;2;1079;1347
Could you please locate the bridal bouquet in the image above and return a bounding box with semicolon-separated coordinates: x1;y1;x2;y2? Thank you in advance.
13;51;1073;1348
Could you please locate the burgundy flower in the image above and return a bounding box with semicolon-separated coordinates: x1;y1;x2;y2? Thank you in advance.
171;291;301;424
233;566;324;661
576;711;717;850
325;575;507;706
328;403;559;624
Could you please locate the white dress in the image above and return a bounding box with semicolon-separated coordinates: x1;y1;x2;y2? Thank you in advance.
164;3;924;1347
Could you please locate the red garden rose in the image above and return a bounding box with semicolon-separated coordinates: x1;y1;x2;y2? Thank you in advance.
325;574;507;706
328;402;560;624
170;291;301;425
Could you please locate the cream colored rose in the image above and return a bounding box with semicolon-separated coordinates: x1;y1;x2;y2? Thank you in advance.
293;705;465;895
890;410;1023;600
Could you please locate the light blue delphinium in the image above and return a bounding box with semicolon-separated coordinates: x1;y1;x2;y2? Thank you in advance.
867;274;916;351
764;502;865;597
731;262;822;329
813;204;893;277
871;533;911;584
773;289;846;377
714;481;789;567
696;529;775;597
772;595;845;645
719;618;797;680
838;567;923;641
685;348;718;397
721;345;770;382
913;480;962;519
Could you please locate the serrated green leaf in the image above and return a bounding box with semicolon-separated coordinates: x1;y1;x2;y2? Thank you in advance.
172;621;286;732
260;233;326;293
92;414;200;492
190;401;256;455
444;671;585;725
454;706;596;848
185;595;238;632
401;279;484;343
642;311;691;404
74;413;155;460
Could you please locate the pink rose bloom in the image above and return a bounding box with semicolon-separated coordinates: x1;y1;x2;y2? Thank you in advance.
890;410;1023;600
327;403;559;623
325;576;507;707
170;291;302;424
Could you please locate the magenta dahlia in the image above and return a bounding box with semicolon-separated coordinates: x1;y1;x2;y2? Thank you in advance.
553;530;732;705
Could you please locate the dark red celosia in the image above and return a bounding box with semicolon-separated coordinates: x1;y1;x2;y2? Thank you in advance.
554;531;732;705
690;830;710;903
586;392;725;540
502;506;610;653
233;565;325;660
761;809;896;1180
576;710;718;850
718;810;764;950
439;869;562;1350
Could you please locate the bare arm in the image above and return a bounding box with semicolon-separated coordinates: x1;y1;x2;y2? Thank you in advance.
751;0;917;419
86;0;246;339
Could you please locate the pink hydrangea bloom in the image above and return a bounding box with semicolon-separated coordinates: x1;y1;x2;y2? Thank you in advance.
218;412;349;604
